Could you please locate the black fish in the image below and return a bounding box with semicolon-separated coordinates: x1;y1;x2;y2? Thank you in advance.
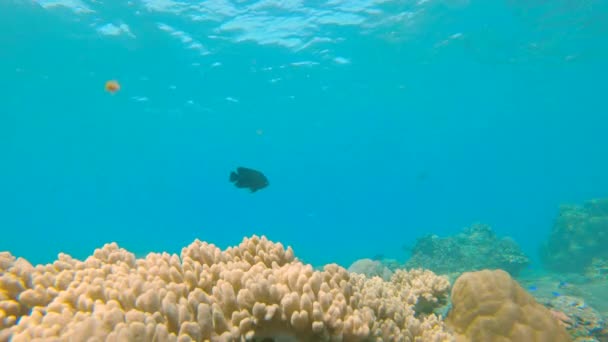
229;167;269;193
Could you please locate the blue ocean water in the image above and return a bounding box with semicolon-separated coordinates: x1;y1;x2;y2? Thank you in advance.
1;0;607;269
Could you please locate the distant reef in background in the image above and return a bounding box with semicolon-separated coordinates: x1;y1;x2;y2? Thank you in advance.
404;223;530;277
348;223;530;284
541;198;608;277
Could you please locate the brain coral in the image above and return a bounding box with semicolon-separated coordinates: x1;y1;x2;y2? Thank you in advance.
0;235;453;342
446;269;571;342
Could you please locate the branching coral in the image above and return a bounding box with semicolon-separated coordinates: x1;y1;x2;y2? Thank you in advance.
0;235;453;342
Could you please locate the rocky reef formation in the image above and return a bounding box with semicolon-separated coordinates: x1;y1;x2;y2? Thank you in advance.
405;223;530;276
541;198;608;274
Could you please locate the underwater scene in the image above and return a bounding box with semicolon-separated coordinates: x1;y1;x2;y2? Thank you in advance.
1;0;608;341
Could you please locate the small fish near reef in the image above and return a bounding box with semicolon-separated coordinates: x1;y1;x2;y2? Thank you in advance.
229;167;269;193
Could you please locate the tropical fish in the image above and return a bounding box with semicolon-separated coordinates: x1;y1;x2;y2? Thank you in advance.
229;167;269;193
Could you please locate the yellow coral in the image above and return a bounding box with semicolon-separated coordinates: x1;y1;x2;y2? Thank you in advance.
445;269;571;342
0;235;453;341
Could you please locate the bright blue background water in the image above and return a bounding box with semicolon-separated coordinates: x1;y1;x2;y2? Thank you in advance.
1;0;607;267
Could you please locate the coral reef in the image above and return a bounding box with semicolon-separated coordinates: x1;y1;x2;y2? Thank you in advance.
347;259;393;281
541;198;608;273
518;271;608;341
544;296;607;342
405;223;530;276
446;269;571;342
0;235;454;342
585;258;608;281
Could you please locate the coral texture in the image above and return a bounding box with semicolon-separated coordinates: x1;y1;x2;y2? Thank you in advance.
446;269;571;342
546;295;607;342
347;259;393;281
541;198;608;273
0;235;453;342
405;223;530;276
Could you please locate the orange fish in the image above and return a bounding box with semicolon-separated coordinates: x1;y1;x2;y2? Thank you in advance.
105;80;120;93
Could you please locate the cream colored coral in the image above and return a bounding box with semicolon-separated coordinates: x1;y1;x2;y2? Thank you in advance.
0;236;453;342
445;269;571;342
